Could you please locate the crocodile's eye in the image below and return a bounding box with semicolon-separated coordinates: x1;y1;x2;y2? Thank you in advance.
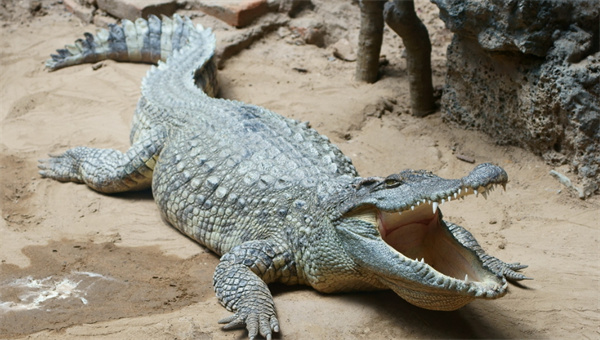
383;175;403;188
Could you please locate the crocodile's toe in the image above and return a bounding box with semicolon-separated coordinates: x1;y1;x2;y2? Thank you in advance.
219;310;279;340
38;150;83;183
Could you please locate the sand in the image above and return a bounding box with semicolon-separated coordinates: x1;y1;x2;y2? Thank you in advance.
0;1;598;339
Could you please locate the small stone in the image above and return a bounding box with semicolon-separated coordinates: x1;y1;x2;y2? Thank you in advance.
330;38;356;62
277;26;291;38
288;17;326;47
92;62;105;71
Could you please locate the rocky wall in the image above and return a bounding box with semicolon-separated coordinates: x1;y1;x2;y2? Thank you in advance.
431;0;599;197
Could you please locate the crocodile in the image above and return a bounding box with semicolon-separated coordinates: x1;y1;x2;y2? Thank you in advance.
40;15;529;340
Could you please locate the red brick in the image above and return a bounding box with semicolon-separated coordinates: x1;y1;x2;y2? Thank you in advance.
196;0;269;27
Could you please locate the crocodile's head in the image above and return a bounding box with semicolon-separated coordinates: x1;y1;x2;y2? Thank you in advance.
334;163;514;311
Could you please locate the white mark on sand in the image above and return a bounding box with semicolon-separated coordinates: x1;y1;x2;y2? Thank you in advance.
0;271;115;312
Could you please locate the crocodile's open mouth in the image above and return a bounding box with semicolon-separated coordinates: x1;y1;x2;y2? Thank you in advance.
352;184;501;284
338;165;516;310
377;202;484;283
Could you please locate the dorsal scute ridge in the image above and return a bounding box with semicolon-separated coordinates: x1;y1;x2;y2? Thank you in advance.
140;17;216;108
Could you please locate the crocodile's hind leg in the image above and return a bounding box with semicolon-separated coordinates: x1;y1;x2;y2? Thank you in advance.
39;127;166;193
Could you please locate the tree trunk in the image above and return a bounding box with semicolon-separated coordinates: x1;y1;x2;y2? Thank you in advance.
384;0;435;117
354;0;385;83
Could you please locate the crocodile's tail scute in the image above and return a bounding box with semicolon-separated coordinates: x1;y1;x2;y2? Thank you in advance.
46;14;197;71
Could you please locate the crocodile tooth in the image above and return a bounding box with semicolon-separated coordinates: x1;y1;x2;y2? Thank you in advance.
432;202;438;213
441;198;445;205
411;205;415;211
420;257;425;263
458;188;462;195
454;192;458;199
398;211;402;215
481;191;488;199
474;189;478;197
447;195;452;201
464;274;469;282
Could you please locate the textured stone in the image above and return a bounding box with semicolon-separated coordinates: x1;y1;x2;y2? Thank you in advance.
96;0;177;21
288;17;326;47
195;0;270;27
330;38;356;61
432;0;600;197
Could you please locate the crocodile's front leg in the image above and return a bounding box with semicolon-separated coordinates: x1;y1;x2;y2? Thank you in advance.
213;240;297;340
38;126;166;193
446;222;531;281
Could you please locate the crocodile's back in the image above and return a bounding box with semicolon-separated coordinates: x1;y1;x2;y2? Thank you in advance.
152;96;357;255
45;14;358;255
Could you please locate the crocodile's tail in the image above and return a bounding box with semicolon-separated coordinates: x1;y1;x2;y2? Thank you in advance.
47;14;196;71
46;15;218;97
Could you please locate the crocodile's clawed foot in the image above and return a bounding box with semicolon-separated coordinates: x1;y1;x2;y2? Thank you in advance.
38;149;83;183
485;256;533;281
501;262;532;281
219;310;279;340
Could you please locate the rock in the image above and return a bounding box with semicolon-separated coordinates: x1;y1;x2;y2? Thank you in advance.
330;38;356;62
64;0;95;23
363;97;397;118
96;0;177;21
288;17;326;47
432;0;600;197
194;0;270;27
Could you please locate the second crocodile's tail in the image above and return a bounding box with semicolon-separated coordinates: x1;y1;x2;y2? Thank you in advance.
46;14;218;97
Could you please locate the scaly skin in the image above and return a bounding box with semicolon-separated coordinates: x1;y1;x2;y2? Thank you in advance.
39;16;530;340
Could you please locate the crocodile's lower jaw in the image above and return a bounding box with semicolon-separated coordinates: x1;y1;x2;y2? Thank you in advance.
352;203;507;310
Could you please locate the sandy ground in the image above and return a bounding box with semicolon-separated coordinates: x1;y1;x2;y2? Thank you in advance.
1;1;598;339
